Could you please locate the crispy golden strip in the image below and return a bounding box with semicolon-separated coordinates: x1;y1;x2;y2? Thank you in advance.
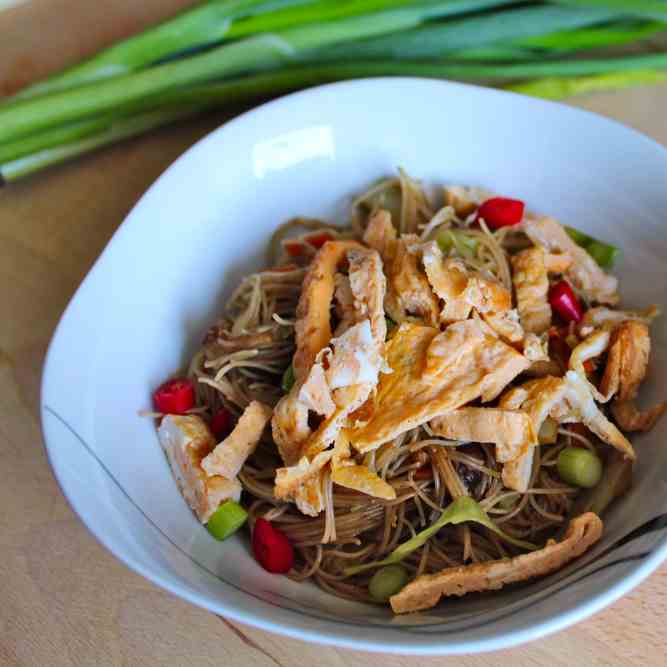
612;400;667;433
390;513;603;613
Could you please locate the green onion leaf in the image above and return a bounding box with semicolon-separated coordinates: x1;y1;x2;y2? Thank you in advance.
550;1;667;21
518;20;667;52
344;496;538;576
564;225;621;269
313;5;623;61
587;240;621;269
565;225;595;246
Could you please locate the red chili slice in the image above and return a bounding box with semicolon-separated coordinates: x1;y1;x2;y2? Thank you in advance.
283;240;305;258
549;280;583;324
303;231;335;248
153;378;195;414
476;197;525;229
210;408;234;440
252;518;294;574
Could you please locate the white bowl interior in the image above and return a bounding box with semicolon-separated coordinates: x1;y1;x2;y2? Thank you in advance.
42;78;667;654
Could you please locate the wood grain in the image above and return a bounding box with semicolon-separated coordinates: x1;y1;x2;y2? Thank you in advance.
1;2;667;665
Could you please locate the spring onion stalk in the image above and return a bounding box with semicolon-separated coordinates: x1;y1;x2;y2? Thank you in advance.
0;117;111;163
312;5;624;61
4;50;666;150
227;0;478;39
0;108;198;183
550;0;667;21
517;20;667;51
0;0;518;144
2;2;666;183
449;45;538;61
410;53;667;79
3;54;667;184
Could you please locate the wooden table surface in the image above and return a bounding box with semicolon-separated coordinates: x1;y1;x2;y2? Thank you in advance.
2;3;667;665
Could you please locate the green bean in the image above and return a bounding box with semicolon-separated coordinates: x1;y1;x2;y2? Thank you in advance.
369;565;410;602
557;447;603;488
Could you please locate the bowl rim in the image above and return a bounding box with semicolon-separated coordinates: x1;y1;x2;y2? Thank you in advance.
40;76;667;655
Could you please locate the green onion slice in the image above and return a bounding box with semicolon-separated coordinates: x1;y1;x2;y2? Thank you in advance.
206;500;248;541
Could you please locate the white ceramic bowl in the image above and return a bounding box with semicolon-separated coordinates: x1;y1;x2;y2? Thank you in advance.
41;78;667;654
